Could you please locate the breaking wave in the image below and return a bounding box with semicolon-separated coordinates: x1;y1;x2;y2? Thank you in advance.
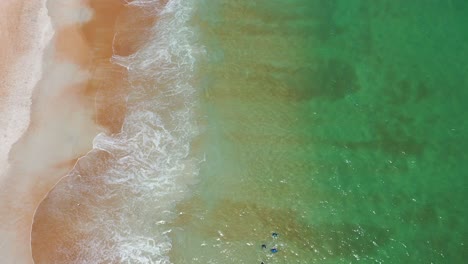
32;0;203;263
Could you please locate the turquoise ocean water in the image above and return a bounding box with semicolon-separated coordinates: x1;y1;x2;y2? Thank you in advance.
169;0;468;263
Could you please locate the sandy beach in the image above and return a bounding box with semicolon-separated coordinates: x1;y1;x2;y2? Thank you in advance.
0;0;174;261
0;0;51;180
0;0;53;262
0;0;128;262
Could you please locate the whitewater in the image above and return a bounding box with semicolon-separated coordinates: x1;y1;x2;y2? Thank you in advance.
30;0;204;263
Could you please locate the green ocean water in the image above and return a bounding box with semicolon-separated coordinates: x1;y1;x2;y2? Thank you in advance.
169;1;468;263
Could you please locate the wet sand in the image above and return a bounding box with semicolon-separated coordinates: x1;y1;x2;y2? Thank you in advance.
0;0;129;263
30;1;159;263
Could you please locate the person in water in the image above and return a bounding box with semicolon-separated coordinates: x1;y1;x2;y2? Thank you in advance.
272;232;278;238
261;244;266;249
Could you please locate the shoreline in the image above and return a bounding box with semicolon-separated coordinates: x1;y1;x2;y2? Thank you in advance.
2;0;185;262
30;1;155;262
0;1;53;262
32;0;199;262
0;0;129;262
0;0;52;179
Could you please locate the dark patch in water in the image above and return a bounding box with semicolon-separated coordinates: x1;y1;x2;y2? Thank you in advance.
289;58;360;101
384;77;433;105
373;123;425;156
317;131;424;158
307;0;348;43
401;203;439;226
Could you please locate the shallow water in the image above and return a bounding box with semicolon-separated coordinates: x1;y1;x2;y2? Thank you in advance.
169;0;468;263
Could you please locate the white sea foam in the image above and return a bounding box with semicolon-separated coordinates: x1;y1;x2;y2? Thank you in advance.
40;0;203;262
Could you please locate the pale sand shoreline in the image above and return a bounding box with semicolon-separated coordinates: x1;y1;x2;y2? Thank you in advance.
0;0;52;181
31;1;156;261
0;0;106;263
0;0;159;261
0;1;53;261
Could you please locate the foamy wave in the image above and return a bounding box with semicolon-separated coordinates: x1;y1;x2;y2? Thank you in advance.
38;0;203;262
94;0;202;262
